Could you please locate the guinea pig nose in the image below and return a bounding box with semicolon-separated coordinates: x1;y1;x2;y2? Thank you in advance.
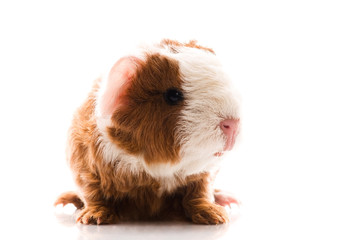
220;119;239;134
220;119;240;151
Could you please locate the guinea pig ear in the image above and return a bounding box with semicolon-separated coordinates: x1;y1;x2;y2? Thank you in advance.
98;56;140;117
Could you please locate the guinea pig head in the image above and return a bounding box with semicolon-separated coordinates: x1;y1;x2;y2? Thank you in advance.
96;41;240;178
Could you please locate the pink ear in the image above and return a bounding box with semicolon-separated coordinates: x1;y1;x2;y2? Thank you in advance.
99;56;140;116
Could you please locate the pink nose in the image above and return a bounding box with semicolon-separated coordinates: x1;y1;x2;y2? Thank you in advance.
220;119;240;151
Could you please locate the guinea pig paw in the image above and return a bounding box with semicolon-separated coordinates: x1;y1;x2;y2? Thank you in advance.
214;190;241;208
190;203;229;225
76;206;116;225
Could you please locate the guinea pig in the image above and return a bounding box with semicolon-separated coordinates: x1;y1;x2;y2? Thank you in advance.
55;39;241;225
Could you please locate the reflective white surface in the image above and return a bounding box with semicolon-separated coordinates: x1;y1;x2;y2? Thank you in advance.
2;203;243;240
52;206;241;240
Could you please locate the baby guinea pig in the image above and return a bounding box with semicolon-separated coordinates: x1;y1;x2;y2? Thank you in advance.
55;39;241;225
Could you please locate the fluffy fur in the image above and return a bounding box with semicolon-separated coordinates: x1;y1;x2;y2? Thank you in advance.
55;39;241;225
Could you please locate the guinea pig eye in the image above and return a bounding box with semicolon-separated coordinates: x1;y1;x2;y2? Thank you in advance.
163;88;184;105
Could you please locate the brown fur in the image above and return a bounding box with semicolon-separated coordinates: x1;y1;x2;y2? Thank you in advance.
54;191;84;209
160;39;215;54
55;45;229;225
109;53;183;165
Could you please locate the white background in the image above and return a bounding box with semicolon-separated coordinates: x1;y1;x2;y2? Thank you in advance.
0;0;360;239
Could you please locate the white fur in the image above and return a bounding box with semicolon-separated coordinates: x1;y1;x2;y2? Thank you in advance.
95;69;113;119
167;46;241;178
95;42;241;195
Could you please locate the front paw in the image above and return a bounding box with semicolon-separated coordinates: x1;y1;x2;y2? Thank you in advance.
76;205;117;225
188;203;229;225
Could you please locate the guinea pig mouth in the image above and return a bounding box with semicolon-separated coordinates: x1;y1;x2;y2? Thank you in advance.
214;152;224;157
214;133;238;157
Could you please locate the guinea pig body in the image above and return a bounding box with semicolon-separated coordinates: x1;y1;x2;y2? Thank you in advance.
55;39;241;225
